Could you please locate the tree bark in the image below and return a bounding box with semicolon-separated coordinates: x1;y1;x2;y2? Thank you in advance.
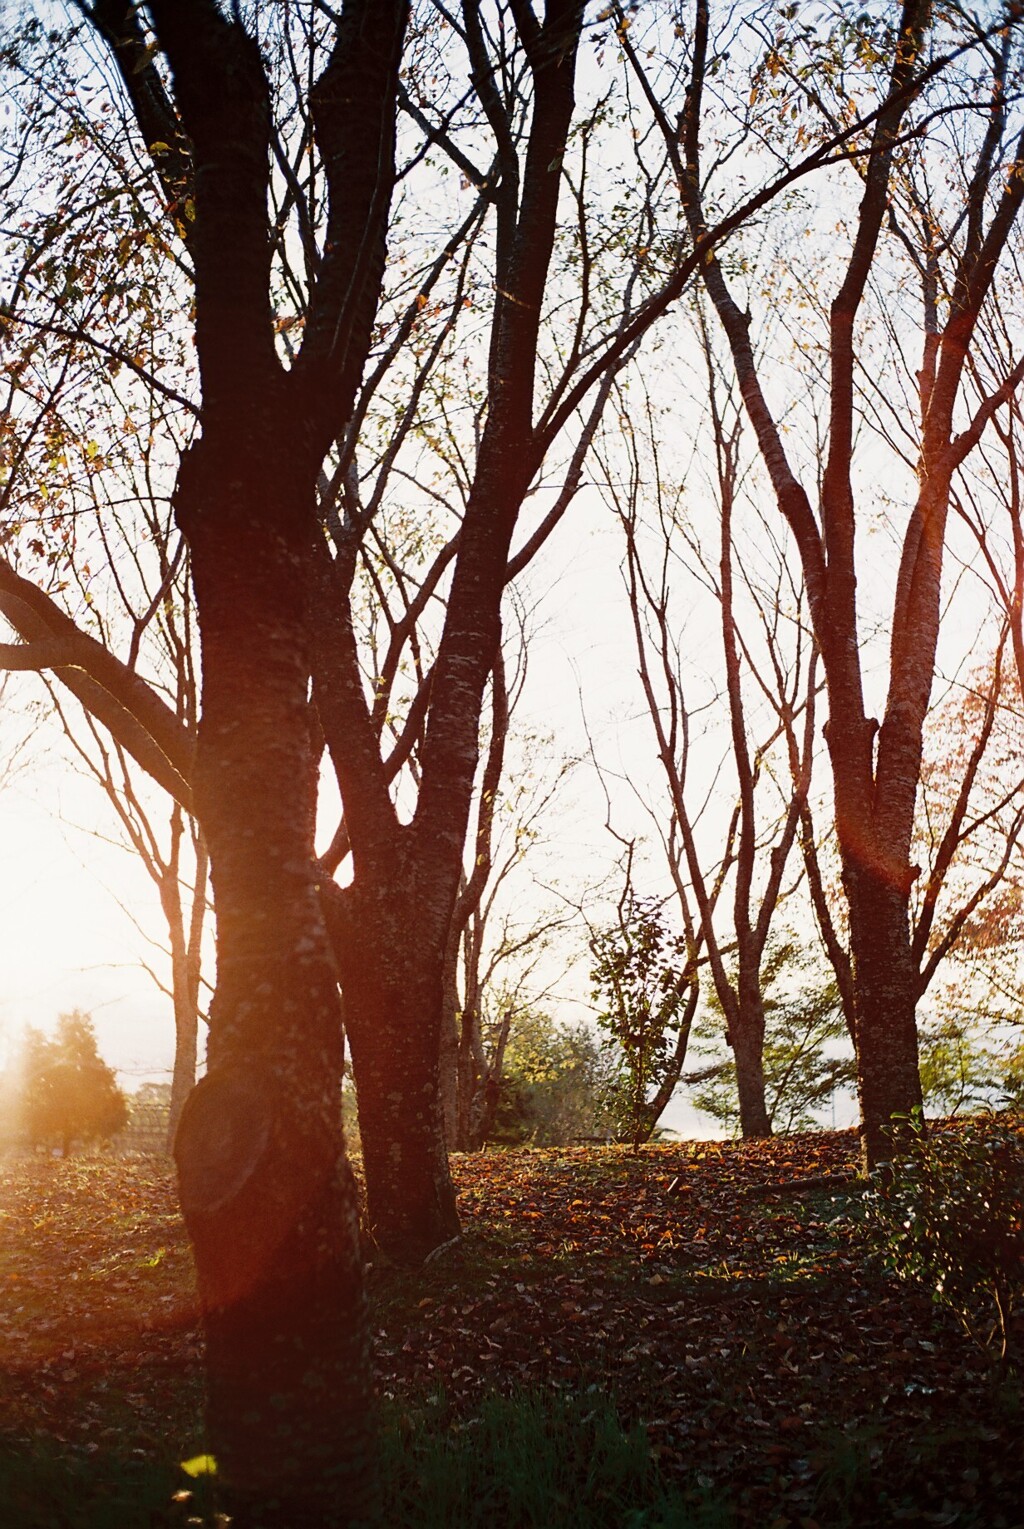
174;448;373;1526
337;880;461;1262
843;859;923;1171
732;970;772;1138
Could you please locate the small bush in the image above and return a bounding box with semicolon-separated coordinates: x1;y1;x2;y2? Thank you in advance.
870;1110;1024;1360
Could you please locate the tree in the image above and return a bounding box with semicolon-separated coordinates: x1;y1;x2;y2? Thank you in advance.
4;8;1009;1509
14;1011;127;1156
0;3;930;1265
598;348;820;1137
0;16;662;1503
485;1006;617;1147
655;0;1024;1167
43;667;208;1151
686;940;856;1135
439;641;580;1153
590;873;697;1150
64;3;407;1520
917;1012;1000;1116
120;1081;173;1154
0;59;207;1146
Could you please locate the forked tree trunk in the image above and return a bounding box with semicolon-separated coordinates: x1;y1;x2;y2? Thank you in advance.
460;1006;487;1149
75;1;410;1518
455;1029;477;1151
173;459;372;1528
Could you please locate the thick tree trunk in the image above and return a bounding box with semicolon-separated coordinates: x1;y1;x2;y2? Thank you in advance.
341;897;460;1262
734;1039;772;1138
174;454;372;1527
177;1073;369;1527
844;860;923;1173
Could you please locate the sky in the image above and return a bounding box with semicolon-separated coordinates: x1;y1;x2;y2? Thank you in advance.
0;718;177;1086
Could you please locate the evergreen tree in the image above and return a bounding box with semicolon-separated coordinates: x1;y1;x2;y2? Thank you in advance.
19;1011;127;1156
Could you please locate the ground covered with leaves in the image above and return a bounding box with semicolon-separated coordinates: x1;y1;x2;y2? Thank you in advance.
0;1130;1020;1527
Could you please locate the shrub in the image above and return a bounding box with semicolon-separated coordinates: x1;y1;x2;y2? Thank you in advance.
870;1110;1024;1360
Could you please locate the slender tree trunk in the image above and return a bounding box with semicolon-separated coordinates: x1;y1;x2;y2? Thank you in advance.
173;456;372;1527
164;845;207;1150
638;984;699;1144
470;1005;512;1149
458;1009;482;1149
166;975;197;1152
471;1072;502;1149
843;858;923;1171
733;968;772;1138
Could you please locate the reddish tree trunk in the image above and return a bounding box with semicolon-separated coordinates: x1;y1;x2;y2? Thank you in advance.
164;852;205;1152
732;969;772;1138
843;859;924;1171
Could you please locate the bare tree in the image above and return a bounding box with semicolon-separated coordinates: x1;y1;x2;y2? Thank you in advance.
659;0;1024;1167
28;3;407;1519
46;683;208;1146
597;351;819;1136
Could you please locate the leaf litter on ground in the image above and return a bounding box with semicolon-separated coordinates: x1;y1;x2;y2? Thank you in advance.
0;1128;1020;1527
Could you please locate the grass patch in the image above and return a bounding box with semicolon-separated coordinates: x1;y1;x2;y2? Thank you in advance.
0;1435;210;1529
377;1389;729;1529
0;1390;727;1529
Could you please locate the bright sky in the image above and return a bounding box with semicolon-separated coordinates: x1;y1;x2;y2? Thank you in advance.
0;723;178;1087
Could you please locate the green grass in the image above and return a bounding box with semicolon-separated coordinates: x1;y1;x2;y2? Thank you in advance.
0;1389;729;1529
377;1389;729;1528
0;1437;209;1529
